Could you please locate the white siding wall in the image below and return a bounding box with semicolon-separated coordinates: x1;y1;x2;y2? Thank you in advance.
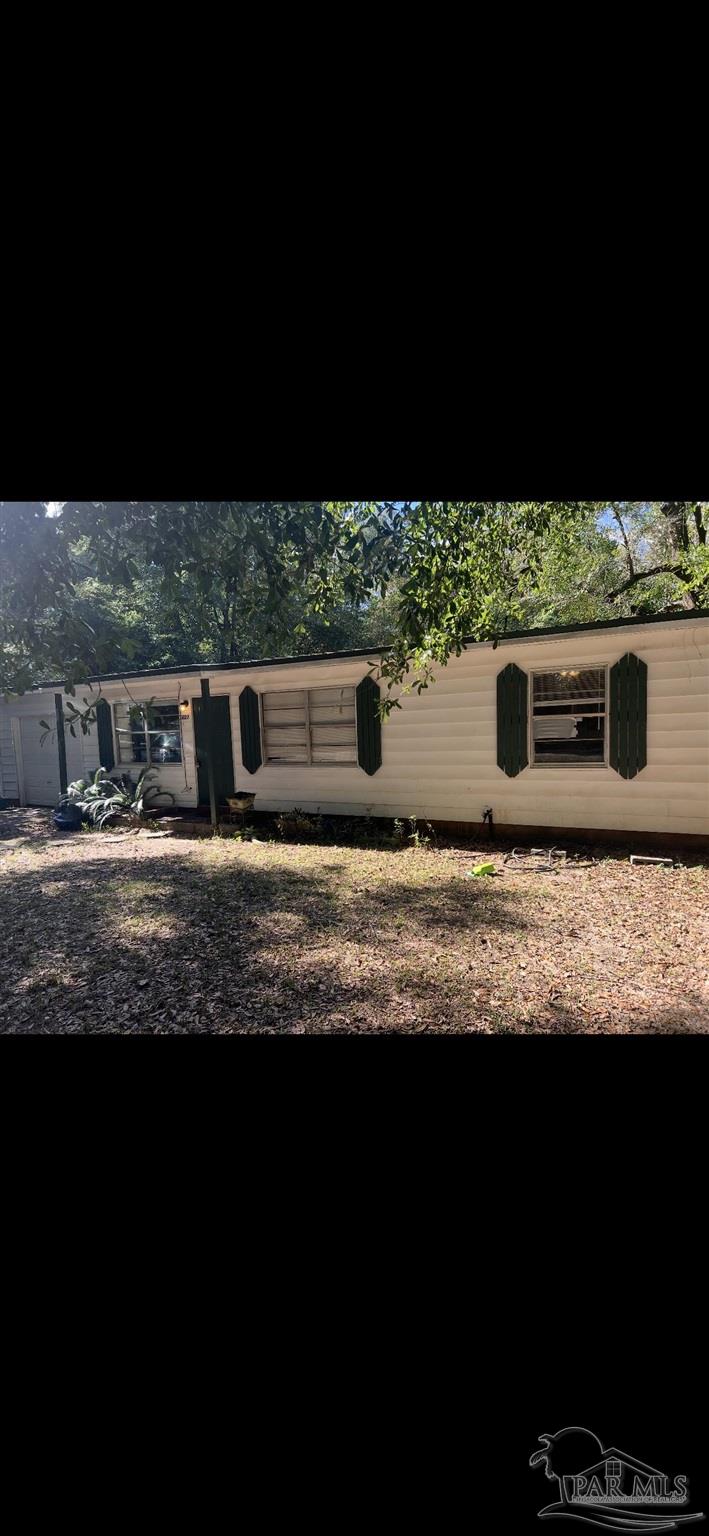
1;701;59;803
0;685;200;809
81;680;200;808
1;618;707;835
75;718;100;780
228;619;709;838
0;709;19;799
0;692;99;802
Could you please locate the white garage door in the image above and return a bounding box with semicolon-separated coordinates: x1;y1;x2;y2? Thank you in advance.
20;716;61;806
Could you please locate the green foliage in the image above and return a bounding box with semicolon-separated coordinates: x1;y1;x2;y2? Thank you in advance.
275;807;323;840
1;501;707;712
0;501;402;697
60;766;175;829
39;690;104;745
523;502;709;627
406;815;433;848
376;501;708;704
373;502;591;702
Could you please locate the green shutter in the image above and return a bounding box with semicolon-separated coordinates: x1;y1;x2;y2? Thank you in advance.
96;699;115;771
357;675;382;775
239;686;262;774
497;663;528;778
609;652;647;779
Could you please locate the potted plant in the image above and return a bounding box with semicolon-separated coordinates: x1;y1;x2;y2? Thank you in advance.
227;791;256;831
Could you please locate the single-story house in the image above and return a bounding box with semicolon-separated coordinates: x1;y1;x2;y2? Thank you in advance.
1;610;708;847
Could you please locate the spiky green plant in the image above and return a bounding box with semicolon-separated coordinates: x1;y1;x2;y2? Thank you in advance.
59;766;175;829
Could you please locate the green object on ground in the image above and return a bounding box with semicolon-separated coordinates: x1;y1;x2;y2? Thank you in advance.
467;862;496;878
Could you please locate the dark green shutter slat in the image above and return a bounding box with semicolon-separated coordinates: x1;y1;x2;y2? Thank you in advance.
497;669;506;771
629;654;638;780
609;657;620;775
609;652;647;779
497;663;528;777
517;664;528;774
357;675;382;775
636;653;648;775
96;699;115;771
618;655;629;777
239;686;262;774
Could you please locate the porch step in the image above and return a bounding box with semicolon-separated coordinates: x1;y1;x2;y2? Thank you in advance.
156;816;234;838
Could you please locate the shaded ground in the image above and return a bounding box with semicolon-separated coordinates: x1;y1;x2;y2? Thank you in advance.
1;812;708;1033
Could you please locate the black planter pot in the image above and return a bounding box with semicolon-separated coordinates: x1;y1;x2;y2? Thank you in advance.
53;804;84;832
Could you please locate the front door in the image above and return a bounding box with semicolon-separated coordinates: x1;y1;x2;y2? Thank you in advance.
192;695;236;810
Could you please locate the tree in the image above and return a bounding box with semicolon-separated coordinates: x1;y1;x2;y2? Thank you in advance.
602;501;708;608
67;560;403;672
0;500;396;696
367;501;595;703
2;499;590;690
2;501;705;718
506;506;626;630
0;503;126;697
496;501;709;635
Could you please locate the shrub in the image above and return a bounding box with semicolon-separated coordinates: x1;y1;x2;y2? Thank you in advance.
59;767;175;830
407;815;434;848
275;808;323;840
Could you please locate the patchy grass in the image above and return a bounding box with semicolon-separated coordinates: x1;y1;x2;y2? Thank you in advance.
1;813;708;1033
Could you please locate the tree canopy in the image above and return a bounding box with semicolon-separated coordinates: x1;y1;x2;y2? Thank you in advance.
1;500;707;708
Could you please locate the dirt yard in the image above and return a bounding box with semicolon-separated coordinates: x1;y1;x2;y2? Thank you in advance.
1;810;707;1034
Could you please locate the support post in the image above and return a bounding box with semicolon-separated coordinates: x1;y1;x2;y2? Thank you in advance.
55;693;68;796
200;678;219;829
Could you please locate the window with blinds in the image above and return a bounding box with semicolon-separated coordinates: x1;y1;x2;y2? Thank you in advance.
532;667;606;764
262;686;357;765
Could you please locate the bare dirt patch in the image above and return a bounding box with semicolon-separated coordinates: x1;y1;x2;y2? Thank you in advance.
1;818;707;1034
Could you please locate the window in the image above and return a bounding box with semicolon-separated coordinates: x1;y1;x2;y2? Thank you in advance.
114;701;183;765
262;686;357;764
532;667;606;765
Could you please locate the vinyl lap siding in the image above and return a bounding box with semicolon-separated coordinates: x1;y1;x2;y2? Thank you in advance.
0;684;202;810
0;712;19;799
1;619;707;835
231;622;709;837
82;729;102;778
94;680;200;808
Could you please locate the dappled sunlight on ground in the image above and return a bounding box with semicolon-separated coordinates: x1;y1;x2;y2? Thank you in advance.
1;814;708;1034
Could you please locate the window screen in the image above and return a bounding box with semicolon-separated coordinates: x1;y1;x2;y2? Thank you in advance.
532;668;606;764
262;686;357;765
